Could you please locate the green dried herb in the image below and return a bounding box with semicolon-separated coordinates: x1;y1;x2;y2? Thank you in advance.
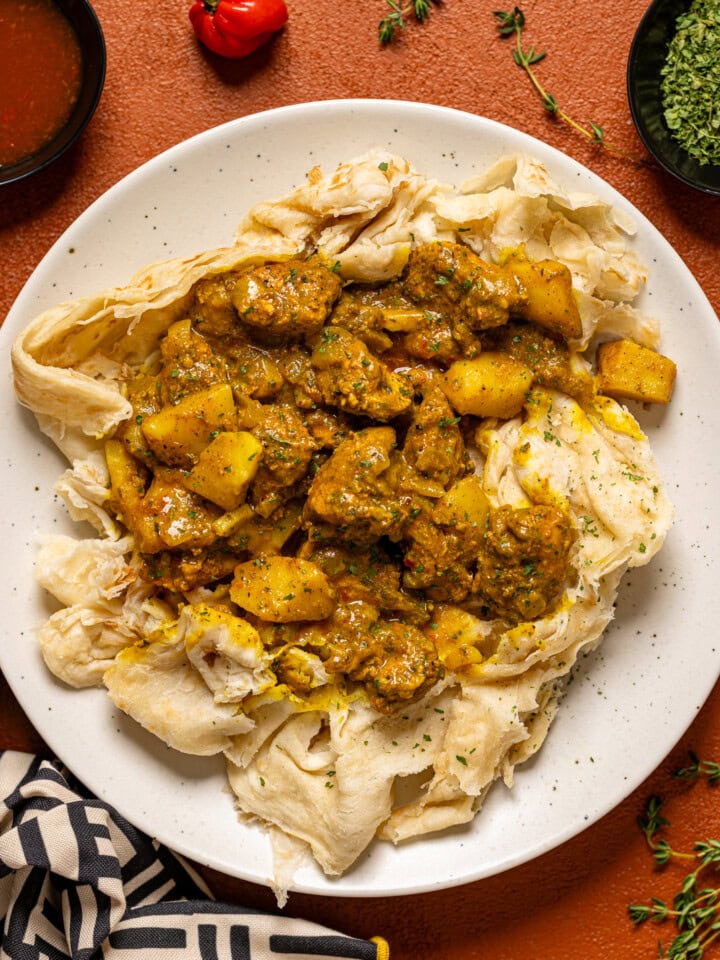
661;0;720;166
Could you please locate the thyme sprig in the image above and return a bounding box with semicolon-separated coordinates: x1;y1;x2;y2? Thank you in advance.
493;7;648;165
629;754;720;959
673;752;720;785
379;0;439;45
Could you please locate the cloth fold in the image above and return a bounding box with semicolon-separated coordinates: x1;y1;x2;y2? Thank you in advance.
0;752;388;960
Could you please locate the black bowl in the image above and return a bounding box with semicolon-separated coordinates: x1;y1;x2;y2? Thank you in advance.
0;0;106;187
627;0;720;196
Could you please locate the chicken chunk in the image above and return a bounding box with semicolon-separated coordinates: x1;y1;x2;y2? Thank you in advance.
403;241;525;332
192;273;242;339
483;321;593;404
122;466;222;555
154;319;230;405
304;426;410;543
401;476;490;603
231;259;342;343
310;326;414;422
307;542;430;624
402;382;467;489
401;312;467;363
402;509;481;604
139;547;240;592
473;504;577;622
329;288;393;353
247;403;318;516
301;601;444;714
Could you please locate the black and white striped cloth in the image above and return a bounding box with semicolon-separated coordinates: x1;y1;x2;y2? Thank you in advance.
0;752;389;960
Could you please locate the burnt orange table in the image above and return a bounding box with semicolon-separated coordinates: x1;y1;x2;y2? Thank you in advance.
2;0;719;956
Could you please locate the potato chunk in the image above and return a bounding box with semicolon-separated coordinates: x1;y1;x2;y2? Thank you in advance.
105;437;145;511
440;354;533;419
105;438;163;552
506;254;583;341
230;556;336;623
596;339;677;404
183;431;263;511
442;475;490;530
224;500;303;554
141;383;237;467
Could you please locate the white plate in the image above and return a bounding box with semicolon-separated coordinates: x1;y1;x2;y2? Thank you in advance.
1;100;719;899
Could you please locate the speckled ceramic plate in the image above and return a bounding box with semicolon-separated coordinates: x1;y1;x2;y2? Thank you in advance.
1;100;719;898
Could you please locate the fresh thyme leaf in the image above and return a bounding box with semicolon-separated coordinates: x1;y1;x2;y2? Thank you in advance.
378;0;405;44
660;0;720;166
704;762;720;785
674;752;720;784
696;840;720;867
589;121;605;144
629;756;720;959
675;752;704;781
378;0;441;45
653;838;675;867
638;794;670;844
629;903;654;924
493;6;649;165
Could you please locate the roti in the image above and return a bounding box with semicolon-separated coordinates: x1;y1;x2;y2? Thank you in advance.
12;151;673;901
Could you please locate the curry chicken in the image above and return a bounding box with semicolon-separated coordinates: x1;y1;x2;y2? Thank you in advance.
103;241;655;716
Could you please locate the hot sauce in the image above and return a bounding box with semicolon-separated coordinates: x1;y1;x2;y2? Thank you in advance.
0;0;82;166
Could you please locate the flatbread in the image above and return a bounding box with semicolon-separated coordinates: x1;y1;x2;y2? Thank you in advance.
12;151;672;900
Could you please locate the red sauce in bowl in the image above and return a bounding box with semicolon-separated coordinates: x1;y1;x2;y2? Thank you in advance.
0;0;83;166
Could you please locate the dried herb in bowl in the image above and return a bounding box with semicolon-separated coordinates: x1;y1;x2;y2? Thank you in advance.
660;0;720;166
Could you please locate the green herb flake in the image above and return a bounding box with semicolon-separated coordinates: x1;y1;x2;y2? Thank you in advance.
661;0;720;166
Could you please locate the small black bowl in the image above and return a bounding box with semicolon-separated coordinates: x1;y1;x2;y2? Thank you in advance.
0;0;106;187
627;0;720;196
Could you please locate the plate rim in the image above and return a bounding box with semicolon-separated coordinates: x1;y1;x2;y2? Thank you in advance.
2;98;719;899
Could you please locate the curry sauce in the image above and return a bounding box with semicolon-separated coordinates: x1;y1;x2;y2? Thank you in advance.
105;242;605;714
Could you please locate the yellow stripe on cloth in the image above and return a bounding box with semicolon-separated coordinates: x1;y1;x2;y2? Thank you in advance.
371;935;391;959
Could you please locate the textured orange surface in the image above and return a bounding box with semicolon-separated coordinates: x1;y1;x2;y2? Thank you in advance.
1;0;719;957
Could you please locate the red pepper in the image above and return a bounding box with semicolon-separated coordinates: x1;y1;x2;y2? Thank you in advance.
189;0;288;59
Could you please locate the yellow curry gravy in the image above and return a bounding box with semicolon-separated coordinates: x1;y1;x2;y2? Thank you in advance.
107;242;586;715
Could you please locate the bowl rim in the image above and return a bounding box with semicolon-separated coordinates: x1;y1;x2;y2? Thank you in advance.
0;0;106;187
626;0;720;197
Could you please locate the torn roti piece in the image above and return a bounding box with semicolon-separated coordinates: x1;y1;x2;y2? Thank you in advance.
12;150;674;897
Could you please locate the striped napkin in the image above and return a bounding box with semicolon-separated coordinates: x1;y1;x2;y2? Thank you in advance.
0;752;389;960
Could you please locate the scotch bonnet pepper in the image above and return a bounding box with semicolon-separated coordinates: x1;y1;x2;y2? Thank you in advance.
189;0;288;59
